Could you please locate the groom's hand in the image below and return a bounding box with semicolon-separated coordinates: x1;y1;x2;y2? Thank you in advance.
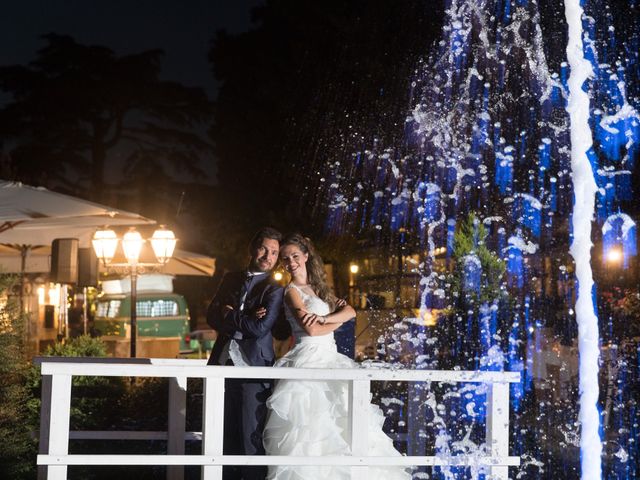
254;306;267;320
222;305;234;317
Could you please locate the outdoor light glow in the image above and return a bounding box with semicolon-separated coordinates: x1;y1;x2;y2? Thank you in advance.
437;246;447;255
122;229;144;264
92;228;119;265
349;263;359;274
37;286;45;306
606;247;622;264
414;308;439;327
274;271;283;281
150;226;177;264
48;283;60;306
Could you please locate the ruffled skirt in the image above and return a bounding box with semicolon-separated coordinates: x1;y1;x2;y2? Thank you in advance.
263;335;410;480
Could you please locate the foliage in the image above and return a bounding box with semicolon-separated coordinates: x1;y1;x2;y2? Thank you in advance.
32;336;126;431
434;214;511;370
0;33;212;203
42;334;109;357
0;279;121;478
600;287;640;341
0;275;37;480
28;337;205;480
448;213;507;307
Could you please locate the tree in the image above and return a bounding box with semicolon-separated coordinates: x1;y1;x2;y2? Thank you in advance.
436;213;510;369
0;34;213;201
448;213;507;307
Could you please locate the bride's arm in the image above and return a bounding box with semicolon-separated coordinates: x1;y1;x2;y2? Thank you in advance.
321;300;355;325
285;288;348;337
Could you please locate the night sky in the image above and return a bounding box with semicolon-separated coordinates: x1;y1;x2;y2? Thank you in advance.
1;0;264;99
1;0;267;188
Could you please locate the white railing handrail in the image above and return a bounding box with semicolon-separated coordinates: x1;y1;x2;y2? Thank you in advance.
36;357;520;480
38;454;522;466
37;359;521;383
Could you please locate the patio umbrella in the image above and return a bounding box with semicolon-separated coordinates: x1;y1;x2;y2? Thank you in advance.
0;180;157;313
0;181;215;276
0;244;50;273
0;180;155;247
155;249;216;276
0;245;215;277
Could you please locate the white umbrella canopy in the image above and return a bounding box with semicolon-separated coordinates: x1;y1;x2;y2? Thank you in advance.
0;180;155;247
0;181;215;276
102;245;216;276
0;244;50;273
0;245;215;277
158;249;216;276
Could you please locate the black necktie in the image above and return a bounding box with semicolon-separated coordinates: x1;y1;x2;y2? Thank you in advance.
240;272;254;311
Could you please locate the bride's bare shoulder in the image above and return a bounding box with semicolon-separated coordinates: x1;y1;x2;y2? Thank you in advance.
284;284;303;301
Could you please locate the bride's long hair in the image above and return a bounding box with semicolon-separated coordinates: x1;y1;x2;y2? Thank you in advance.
281;233;336;311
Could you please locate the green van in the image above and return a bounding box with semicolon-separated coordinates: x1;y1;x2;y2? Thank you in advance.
94;292;191;358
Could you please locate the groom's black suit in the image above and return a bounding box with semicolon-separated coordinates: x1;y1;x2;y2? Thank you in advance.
207;270;284;480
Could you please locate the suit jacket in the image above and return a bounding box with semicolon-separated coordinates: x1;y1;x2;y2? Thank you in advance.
207;271;285;366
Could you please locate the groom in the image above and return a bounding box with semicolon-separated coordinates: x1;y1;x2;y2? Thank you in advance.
207;227;285;480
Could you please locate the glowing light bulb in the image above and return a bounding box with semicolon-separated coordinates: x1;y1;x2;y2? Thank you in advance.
92;228;118;265
606;247;622;264
122;229;144;264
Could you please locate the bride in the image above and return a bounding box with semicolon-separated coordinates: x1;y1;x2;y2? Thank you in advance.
263;233;410;480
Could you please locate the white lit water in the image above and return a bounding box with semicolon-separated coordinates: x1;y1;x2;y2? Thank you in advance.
315;0;639;478
564;1;603;478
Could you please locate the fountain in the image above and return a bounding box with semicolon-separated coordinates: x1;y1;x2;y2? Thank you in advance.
305;0;640;478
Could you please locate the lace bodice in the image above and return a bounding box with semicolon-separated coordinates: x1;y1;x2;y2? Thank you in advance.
284;284;332;339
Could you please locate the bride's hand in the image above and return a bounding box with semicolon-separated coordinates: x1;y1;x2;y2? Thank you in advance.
301;312;320;327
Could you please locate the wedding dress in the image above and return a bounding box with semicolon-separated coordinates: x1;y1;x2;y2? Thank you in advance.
263;284;410;480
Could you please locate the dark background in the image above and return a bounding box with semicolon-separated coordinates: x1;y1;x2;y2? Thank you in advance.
0;0;445;268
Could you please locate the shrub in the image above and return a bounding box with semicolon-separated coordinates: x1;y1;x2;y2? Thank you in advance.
0;275;37;480
33;335;126;431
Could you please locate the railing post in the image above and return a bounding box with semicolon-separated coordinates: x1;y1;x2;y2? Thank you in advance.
47;373;72;480
407;382;429;457
168;376;187;480
201;376;225;480
37;374;52;480
348;379;370;480
486;381;510;480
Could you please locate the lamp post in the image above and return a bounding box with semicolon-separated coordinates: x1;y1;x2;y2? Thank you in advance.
92;226;177;357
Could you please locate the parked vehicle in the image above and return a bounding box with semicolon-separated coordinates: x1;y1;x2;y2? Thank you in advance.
184;329;217;358
94;292;190;357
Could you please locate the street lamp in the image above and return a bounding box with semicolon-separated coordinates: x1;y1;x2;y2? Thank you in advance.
92;226;177;357
150;226;177;264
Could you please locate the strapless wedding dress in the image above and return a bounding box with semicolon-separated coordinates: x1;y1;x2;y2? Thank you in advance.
263;284;410;480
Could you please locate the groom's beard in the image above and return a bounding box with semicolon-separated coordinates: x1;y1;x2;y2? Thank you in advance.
252;257;275;272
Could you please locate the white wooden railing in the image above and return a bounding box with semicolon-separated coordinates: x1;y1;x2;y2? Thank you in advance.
36;358;521;480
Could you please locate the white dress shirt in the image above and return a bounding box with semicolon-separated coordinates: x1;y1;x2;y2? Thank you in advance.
219;270;268;366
